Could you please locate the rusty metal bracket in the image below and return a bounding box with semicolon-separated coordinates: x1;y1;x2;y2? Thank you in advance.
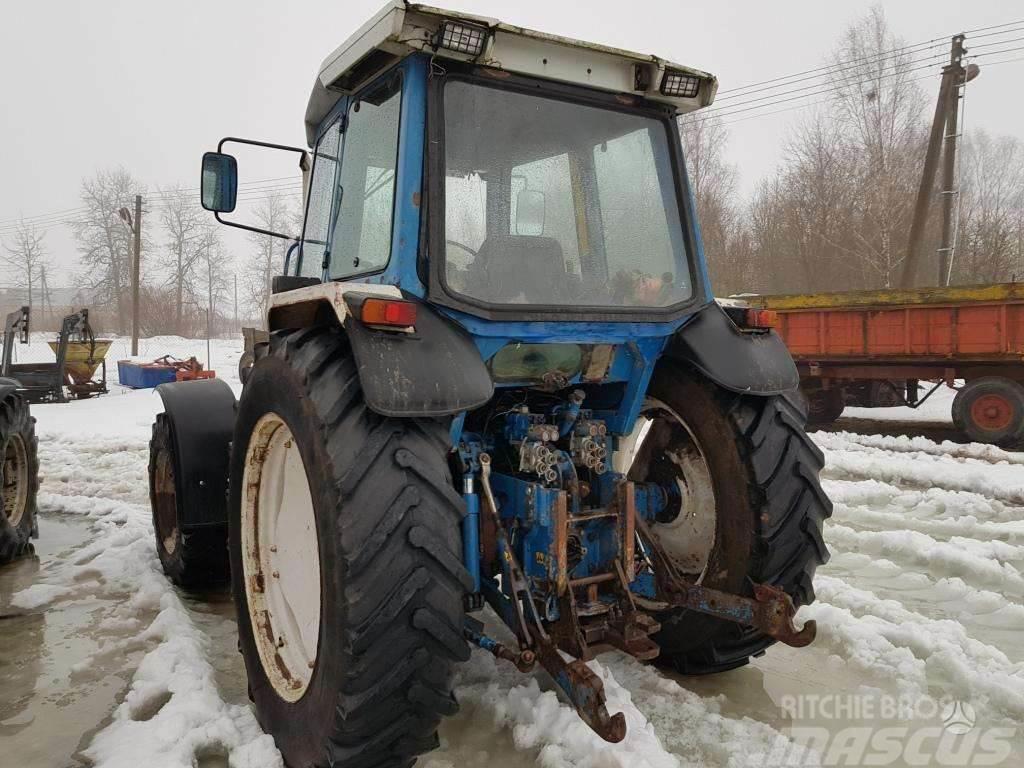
532;628;626;744
635;516;816;648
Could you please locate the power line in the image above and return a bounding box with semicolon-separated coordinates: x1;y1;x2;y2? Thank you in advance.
716;35;946;97
687;58;944;124
712;53;1024;128
971;44;1024;59
967;34;1024;50
704;50;946;115
716;20;1022;102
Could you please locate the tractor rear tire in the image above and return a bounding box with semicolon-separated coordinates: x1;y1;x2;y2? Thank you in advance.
148;414;230;589
952;377;1024;447
228;326;470;768
0;393;39;566
638;367;831;675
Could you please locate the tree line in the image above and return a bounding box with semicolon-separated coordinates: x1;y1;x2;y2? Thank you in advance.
3;8;1022;335
684;8;1024;297
1;169;297;336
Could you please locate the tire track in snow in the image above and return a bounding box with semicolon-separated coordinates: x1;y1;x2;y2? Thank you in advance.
823;522;1024;597
825;553;1024;632
817;430;1024;466
824;476;1024;526
817;435;1024;504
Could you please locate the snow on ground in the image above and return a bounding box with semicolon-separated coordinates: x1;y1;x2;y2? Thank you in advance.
2;337;1023;767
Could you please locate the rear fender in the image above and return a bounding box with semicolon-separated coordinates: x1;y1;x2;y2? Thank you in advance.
268;282;493;417
154;378;236;528
0;377;19;401
664;302;799;395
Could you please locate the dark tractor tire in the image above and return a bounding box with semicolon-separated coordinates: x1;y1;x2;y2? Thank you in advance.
148;414;229;589
0;393;39;566
228;326;471;768
803;385;845;426
633;366;831;675
951;377;1024;447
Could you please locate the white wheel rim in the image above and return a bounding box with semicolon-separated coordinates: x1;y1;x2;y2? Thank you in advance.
3;433;28;528
618;398;717;581
241;413;322;702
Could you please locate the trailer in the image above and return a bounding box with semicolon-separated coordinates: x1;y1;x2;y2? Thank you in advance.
748;282;1024;445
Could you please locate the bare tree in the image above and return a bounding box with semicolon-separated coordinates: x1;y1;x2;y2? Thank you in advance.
196;221;232;334
950;130;1024;284
679;115;744;292
158;185;205;335
71;168;145;333
1;221;50;314
827;6;927;287
244;193;295;324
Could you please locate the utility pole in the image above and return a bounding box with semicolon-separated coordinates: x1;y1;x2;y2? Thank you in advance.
937;35;966;286
900;35;964;289
234;273;239;332
132;194;142;356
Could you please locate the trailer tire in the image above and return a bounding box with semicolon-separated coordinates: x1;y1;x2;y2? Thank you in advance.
952;377;1024;446
0;393;39;566
632;367;831;675
149;414;230;588
804;385;844;425
228;326;470;768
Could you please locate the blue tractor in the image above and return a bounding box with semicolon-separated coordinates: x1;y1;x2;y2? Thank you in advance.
150;3;831;765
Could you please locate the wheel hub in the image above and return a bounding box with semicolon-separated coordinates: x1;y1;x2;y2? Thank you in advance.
2;433;28;527
970;394;1013;431
241;414;322;702
620;399;717;580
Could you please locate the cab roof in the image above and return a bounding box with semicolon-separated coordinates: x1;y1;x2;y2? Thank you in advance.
304;1;718;145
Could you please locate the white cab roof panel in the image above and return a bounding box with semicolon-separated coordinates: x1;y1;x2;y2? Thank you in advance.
304;2;717;144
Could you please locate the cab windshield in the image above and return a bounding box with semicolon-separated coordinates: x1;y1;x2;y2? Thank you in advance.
442;79;692;309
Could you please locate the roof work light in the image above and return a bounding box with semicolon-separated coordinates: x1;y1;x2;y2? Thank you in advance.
436;20;489;57
660;69;701;98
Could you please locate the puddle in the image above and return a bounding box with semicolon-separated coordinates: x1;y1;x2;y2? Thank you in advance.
0;513;156;767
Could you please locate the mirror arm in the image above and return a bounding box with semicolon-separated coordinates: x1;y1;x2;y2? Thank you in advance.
214;212;297;241
217;136;309;160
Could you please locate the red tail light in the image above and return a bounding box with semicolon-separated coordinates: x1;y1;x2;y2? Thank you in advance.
360;298;417;327
743;308;778;329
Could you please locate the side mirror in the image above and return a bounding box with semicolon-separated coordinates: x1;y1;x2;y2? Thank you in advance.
201;152;238;212
515;189;545;236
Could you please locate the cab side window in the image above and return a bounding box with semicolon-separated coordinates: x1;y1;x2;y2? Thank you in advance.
329;75;402;279
298;121;342;277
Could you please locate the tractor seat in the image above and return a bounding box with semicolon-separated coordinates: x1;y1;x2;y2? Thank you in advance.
470;235;567;304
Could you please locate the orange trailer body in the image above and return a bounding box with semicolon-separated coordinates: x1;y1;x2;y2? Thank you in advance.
750;283;1024;368
744;284;1024;443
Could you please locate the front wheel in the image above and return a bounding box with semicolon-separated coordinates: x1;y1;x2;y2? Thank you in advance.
623;367;832;674
228;326;471;767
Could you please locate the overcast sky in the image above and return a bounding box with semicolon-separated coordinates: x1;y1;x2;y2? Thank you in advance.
1;0;1021;291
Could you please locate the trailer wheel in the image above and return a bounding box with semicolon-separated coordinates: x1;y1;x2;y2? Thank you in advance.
0;393;39;566
148;414;230;588
626;367;831;674
228;326;470;768
803;385;844;425
952;377;1024;446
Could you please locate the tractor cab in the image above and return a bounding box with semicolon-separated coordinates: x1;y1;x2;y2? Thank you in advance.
165;4;830;764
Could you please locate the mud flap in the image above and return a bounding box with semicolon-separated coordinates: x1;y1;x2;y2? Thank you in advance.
154;378;236;528
666;302;798;396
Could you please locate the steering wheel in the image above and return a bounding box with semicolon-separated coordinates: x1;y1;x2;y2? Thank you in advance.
445;239;479;259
